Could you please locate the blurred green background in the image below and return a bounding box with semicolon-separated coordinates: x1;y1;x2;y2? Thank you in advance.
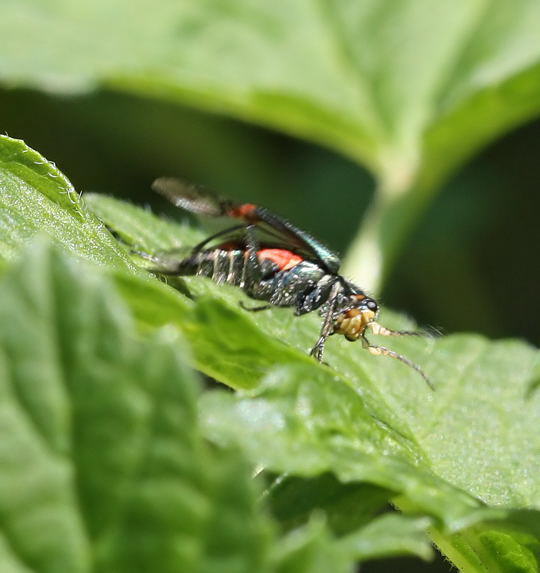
2;86;539;347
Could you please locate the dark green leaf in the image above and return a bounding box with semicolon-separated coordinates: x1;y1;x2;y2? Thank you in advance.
0;240;275;572
273;513;432;572
0;238;433;571
265;474;392;535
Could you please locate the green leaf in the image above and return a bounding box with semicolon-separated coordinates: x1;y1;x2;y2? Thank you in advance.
85;193;203;254
1;139;539;570
273;513;432;572
0;240;278;572
265;474;393;536
90;193;540;515
0;239;433;571
2;1;540;288
431;513;540;573
83;193;540;571
0;135;134;269
338;514;433;562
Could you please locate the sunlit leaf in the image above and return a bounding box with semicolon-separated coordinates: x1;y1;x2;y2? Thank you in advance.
0;240;432;571
87;192;540;572
0;135;134;269
1;137;539;571
0;240;276;572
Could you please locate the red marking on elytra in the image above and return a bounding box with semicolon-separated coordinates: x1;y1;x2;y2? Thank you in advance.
258;248;303;271
228;203;258;221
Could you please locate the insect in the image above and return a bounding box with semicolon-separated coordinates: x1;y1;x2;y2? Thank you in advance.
148;178;433;389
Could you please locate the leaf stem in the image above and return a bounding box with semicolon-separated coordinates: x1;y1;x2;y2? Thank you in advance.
342;176;431;295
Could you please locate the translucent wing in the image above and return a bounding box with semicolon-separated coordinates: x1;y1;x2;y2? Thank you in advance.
152;177;230;217
152;178;341;273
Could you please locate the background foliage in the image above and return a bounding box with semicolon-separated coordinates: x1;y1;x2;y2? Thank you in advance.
1;1;540;571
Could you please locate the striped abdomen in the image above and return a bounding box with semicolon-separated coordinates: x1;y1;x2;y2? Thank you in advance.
177;247;328;308
177;249;248;288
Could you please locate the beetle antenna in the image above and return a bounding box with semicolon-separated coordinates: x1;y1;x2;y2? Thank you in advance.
362;337;434;391
370;322;441;339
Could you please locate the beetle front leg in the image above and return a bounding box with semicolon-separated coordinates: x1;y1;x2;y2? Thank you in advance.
310;335;329;362
309;282;341;362
309;309;336;362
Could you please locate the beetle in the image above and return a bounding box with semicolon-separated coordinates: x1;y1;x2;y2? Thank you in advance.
146;178;433;389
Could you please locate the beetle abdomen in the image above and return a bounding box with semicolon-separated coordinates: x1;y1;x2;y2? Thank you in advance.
178;249;246;287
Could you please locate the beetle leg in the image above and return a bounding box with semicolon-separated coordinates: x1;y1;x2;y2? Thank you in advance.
191;224;247;253
309;281;341;362
241;224;265;290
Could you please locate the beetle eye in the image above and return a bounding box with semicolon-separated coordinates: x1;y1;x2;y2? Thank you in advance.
366;300;378;311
